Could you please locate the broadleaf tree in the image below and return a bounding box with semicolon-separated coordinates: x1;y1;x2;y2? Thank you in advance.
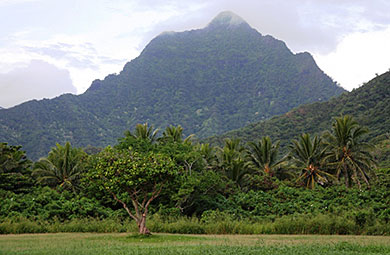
87;146;182;234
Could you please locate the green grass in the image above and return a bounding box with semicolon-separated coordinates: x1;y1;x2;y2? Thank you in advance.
3;213;390;235
1;233;390;255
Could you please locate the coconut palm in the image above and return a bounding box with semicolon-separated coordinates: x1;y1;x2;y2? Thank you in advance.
124;123;159;143
117;123;159;152
196;143;217;170
161;125;193;144
217;138;244;170
33;142;86;191
289;133;334;189
216;138;248;187
246;136;282;177
223;138;244;153
323;115;376;188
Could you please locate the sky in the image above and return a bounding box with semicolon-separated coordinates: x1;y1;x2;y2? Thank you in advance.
1;0;390;108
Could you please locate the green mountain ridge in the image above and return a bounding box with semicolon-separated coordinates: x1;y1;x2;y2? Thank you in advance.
206;71;390;151
0;12;344;159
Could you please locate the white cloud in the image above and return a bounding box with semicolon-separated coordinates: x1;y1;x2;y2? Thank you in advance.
0;0;390;103
0;0;39;7
0;60;76;108
314;26;390;91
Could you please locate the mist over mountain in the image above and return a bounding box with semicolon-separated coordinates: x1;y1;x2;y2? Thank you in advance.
0;11;344;159
207;71;390;151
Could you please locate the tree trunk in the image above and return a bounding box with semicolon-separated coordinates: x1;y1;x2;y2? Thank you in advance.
344;164;350;188
138;215;151;235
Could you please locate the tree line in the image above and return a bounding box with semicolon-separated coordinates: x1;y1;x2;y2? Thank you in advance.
0;115;385;234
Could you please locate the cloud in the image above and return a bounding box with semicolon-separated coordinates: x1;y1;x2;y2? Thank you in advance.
22;43;100;70
0;59;76;108
0;0;40;7
0;0;389;95
190;0;390;54
1;38;128;92
111;0;390;56
315;26;390;91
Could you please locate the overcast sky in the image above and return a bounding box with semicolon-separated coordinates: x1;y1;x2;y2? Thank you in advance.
1;0;389;108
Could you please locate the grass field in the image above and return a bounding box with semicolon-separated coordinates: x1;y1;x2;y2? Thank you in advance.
1;233;390;255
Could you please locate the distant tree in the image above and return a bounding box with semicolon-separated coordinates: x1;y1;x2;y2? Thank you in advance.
117;123;159;152
196;143;217;170
216;138;248;187
173;170;228;216
160;125;193;144
124;123;159;143
0;143;30;174
83;145;103;155
222;138;244;153
0;143;32;193
87;147;181;235
289;133;334;189
157;141;201;176
246;136;282;177
33;142;87;192
373;135;390;168
323;115;376;188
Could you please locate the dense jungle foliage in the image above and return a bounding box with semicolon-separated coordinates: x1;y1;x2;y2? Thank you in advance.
1;116;390;235
207;71;390;154
0;12;343;160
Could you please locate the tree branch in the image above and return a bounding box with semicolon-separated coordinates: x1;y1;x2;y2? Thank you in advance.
144;181;165;213
108;188;138;222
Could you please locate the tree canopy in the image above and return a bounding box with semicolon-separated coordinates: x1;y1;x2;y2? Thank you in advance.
87;146;182;234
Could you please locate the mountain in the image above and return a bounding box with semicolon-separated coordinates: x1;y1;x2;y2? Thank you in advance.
0;11;344;159
206;71;390;151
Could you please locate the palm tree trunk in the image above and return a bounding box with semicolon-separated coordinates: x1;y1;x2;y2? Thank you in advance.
344;163;350;188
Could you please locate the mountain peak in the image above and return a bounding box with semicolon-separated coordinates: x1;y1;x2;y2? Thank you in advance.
0;11;345;159
207;11;248;28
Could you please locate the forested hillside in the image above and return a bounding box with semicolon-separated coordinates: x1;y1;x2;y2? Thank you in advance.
207;71;390;152
0;12;344;159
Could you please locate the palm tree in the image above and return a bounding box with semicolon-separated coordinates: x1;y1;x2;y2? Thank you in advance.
161;125;193;144
224;159;246;185
217;139;244;170
216;138;248;187
33;142;86;191
289;133;334;189
223;138;244;153
117;123;159;152
246;136;282;177
124;123;159;143
196;143;217;170
323;115;376;188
